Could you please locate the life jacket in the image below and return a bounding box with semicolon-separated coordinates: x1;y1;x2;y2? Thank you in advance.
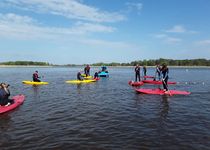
33;73;38;79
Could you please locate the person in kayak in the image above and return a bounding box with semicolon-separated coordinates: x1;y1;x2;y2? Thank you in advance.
0;83;13;106
135;64;141;82
33;71;41;82
101;66;107;72
161;63;169;92
77;71;83;81
154;64;161;81
143;66;147;76
84;65;90;77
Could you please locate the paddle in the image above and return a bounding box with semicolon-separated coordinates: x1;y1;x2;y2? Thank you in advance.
162;78;172;96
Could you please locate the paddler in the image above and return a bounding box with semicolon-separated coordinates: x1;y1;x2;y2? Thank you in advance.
33;71;41;82
143;65;147;76
94;72;99;79
77;71;83;81
135;64;141;82
0;83;13;106
161;63;169;92
84;64;90;77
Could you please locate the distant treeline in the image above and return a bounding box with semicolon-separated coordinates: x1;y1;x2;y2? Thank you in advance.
91;58;210;66
1;59;210;66
0;61;50;66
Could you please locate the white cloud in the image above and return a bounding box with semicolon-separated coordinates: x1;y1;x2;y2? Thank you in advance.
165;25;198;34
0;13;115;40
196;40;210;45
153;34;167;38
126;2;143;14
3;0;125;23
165;25;186;33
72;22;115;34
165;37;182;44
153;33;182;44
0;13;133;51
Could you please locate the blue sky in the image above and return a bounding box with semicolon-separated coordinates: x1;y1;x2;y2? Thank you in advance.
0;0;210;64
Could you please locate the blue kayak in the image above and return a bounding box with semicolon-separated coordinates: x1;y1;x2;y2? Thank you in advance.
98;71;109;77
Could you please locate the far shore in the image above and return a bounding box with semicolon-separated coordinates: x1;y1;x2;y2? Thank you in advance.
0;65;54;68
0;65;210;68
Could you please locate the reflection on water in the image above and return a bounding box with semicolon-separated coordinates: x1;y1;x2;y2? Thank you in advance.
0;67;210;149
160;96;169;120
32;85;40;98
0;115;12;131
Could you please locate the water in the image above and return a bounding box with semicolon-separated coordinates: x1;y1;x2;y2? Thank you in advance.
0;67;210;150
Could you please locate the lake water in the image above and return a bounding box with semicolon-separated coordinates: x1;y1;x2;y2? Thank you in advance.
0;67;210;150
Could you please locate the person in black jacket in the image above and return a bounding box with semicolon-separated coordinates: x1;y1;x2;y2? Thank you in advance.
135;64;141;82
0;83;13;106
161;64;169;92
77;72;83;81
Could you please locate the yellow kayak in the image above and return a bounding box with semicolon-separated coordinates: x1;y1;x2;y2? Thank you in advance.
83;76;93;79
22;81;49;85
65;79;96;84
81;74;92;78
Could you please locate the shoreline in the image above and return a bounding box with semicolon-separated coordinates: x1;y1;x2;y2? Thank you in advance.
0;65;53;68
0;65;210;68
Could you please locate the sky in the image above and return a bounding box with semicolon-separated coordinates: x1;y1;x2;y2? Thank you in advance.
0;0;210;64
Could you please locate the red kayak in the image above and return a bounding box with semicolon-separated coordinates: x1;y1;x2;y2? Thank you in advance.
142;80;176;85
143;76;155;78
136;88;190;95
0;95;25;114
128;81;144;86
94;77;100;81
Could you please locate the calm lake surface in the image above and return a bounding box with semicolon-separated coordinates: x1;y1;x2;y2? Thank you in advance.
0;67;210;150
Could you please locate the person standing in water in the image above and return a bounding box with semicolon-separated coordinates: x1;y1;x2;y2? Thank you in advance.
161;63;169;92
135;64;141;82
33;71;41;82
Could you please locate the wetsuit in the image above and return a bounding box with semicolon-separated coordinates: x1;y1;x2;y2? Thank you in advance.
77;72;83;80
94;72;98;79
102;66;107;71
161;67;169;91
33;72;41;82
135;66;141;82
0;88;13;106
143;66;147;76
84;66;90;77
